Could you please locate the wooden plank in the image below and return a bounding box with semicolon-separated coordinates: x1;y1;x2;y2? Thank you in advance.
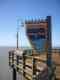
25;74;32;80
23;69;32;76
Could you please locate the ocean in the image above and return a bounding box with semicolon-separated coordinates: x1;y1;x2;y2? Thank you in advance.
0;47;22;80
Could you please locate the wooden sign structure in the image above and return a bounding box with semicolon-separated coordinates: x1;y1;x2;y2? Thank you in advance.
9;16;55;80
25;16;52;66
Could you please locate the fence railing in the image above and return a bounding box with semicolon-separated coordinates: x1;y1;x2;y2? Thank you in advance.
9;49;60;80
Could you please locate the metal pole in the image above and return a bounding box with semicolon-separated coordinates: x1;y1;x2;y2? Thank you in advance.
13;68;16;80
46;16;52;80
46;16;52;67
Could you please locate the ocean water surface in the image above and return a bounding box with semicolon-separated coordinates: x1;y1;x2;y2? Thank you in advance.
0;47;22;80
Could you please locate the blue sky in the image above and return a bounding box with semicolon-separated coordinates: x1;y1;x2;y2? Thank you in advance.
0;0;60;47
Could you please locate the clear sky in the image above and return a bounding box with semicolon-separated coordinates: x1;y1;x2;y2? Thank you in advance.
0;0;60;47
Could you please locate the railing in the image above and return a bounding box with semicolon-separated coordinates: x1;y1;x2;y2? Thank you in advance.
9;49;60;80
